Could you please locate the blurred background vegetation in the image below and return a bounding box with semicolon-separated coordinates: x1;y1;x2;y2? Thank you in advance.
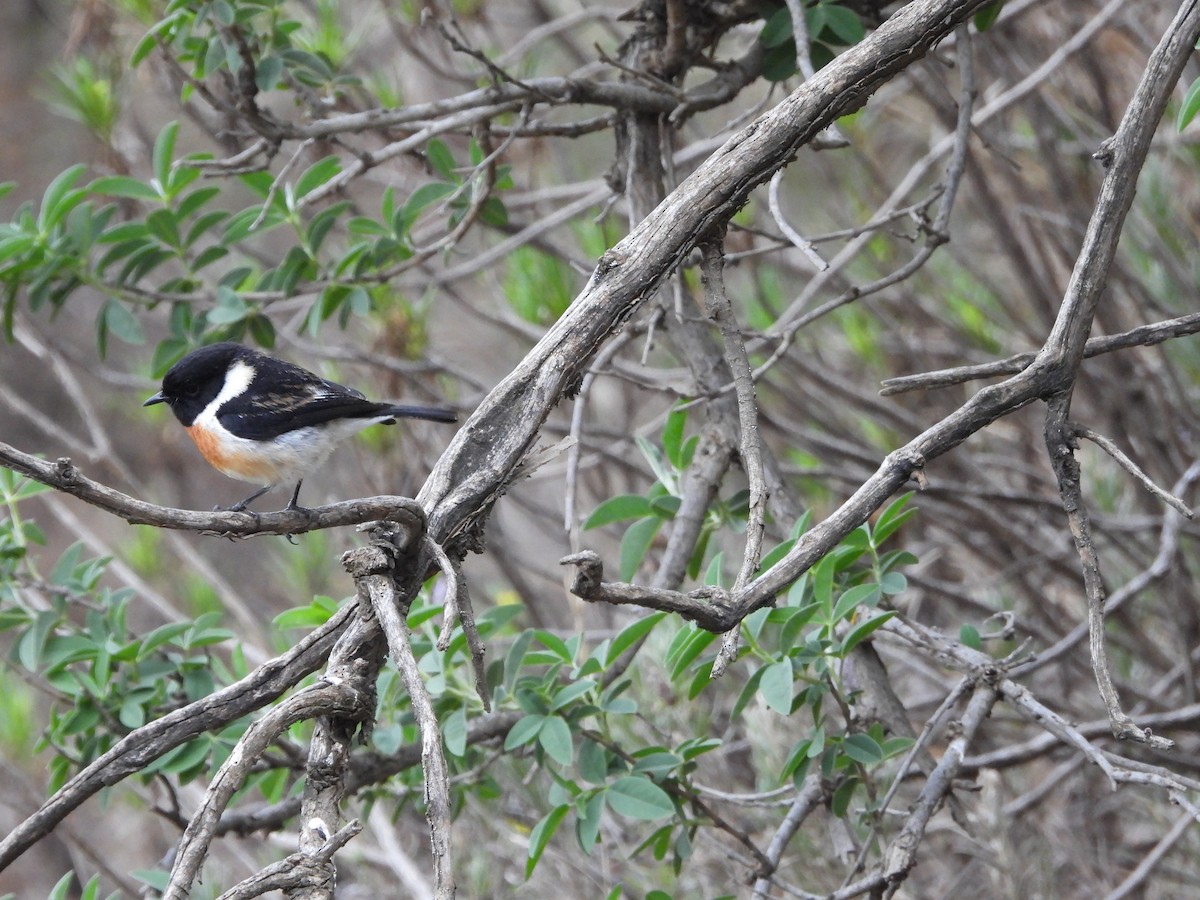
3;0;1200;897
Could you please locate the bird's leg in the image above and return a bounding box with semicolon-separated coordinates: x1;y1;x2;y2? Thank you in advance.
223;484;272;513
284;480;309;512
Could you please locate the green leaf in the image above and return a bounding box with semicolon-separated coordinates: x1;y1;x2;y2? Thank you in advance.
50;542;85;585
830;775;859;817
153;122;179;193
538;714;574;766
959;623;982;650
119;695;147;729
38;164;87;231
207;286;249;324
348;216;389;237
176;185;221;220
90;175;162;202
600;682;637;715
478;196;508;228
211;0;234;24
584;494;654;529
807;4;828;38
779;603;820;653
129;869;171;891
731;665;768;720
762;41;798;82
143;735;211;776
758;659;794;714
294;155;342;199
48;873;75;900
823;6;864;45
662;405;688;468
550;679;595;712
606;775;675;821
272;597;338;630
606;612;666;666
831;583;881;623
841;732;884;766
578;739;609;784
576;790;606;852
139;621;191;656
649;495;681;519
631;751;681;778
503;629;534;692
973;0;1006;31
0;234;34;264
191;245;229;271
443;707;467;757
839;610;896;655
636;437;677;493
812;555;835;609
1180;77;1200;131
103;299;146;345
399;182;456;231
255;54;284;92
666;625;717;681
425;139;457;180
872;493;914;545
145;208;181;248
619;516;661;581
760;6;793;47
780;739;813;782
526;805;570;878
504;713;545;751
79;874;102;900
247;313;276;348
533;629;574;663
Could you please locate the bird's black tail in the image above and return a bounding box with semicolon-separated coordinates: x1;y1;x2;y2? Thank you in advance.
384;404;458;424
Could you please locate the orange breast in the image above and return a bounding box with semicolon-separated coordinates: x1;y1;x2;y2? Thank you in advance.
186;423;280;482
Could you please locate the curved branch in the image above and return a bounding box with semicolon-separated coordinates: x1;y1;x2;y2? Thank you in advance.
0;441;426;538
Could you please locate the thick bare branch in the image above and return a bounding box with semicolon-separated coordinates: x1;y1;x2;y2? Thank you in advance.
0;441;427;538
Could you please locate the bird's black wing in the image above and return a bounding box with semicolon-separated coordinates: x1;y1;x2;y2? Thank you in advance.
217;355;394;440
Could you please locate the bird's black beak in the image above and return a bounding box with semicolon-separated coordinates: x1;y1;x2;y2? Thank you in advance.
143;391;167;407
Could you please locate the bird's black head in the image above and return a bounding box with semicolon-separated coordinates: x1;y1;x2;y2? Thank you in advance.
144;342;253;426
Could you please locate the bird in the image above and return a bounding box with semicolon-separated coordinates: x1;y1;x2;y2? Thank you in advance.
144;342;457;512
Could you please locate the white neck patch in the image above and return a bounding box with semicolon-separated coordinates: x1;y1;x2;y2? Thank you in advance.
197;359;255;423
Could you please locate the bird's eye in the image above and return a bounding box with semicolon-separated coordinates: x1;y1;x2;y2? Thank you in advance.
183;384;201;398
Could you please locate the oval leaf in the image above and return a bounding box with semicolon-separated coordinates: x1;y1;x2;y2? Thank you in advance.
606;775;675;821
538;714;574;766
758;659;794;715
584;494;653;529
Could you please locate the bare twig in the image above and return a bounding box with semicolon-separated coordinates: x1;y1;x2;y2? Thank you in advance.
430;534;489;709
880;684;998;892
750;776;829;899
249;138;313;231
880;311;1200;395
1073;424;1193;517
1045;405;1174;750
767;169;829;271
